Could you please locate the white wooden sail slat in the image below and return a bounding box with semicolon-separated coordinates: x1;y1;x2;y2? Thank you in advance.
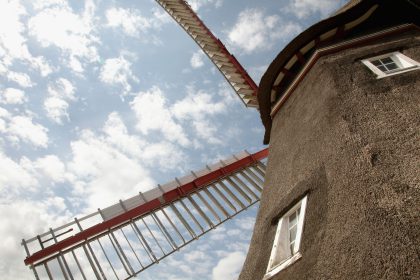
226;75;247;84
208;53;230;62
169;8;192;17
221;67;239;75
175;18;202;30
160;1;185;9
191;36;217;47
232;83;251;91
246;102;259;108
217;65;238;75
196;38;220;49
170;11;194;21
172;18;196;28
214;59;235;68
201;44;221;53
184;27;209;38
223;72;244;81
238;88;255;95
193;33;217;45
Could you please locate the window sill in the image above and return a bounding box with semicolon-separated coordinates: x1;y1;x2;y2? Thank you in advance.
263;252;302;280
375;66;419;79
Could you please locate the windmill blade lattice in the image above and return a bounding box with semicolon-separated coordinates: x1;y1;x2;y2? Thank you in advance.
22;149;268;280
155;0;259;108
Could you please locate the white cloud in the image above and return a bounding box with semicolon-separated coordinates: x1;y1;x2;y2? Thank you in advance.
104;6;171;42
190;50;205;68
103;112;186;169
140;141;186;169
44;97;69;123
6;71;34;88
69;56;84;73
99;56;138;95
28;0;99;72
235;216;256;231
31;155;67;183
172;89;226;120
288;0;344;19
32;0;67;10
8;116;49;148
2;113;49;148
184;250;207;262
0;198;72;280
152;7;171;26
172;87;226;144
130;86;190;147
0;88;27;104
106;7;152;37
212;251;246;280
217;83;241;106
0;106;10;119
62;112;186;211
156;246;214;278
52;77;75;99
0;1;52;76
103;112;145;156
227;9;301;54
0;153;38;195
129;84;235;147
189;0;224;11
0;152;67;200
0;1;28;65
67;129;156;210
193;119;222;145
44;78;76;124
210;226;227;241
28;56;53;77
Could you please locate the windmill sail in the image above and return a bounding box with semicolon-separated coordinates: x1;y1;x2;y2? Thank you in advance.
155;0;259;108
22;149;268;280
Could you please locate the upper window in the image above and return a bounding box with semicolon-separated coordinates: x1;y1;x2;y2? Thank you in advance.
264;196;308;280
362;52;420;79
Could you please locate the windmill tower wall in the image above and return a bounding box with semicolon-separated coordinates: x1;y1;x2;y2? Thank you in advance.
239;1;420;279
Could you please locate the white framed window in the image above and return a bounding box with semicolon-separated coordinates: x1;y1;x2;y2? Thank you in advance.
362;52;420;79
263;195;308;280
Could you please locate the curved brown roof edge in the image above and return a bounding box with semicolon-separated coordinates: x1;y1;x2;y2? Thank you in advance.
259;0;380;144
333;0;363;15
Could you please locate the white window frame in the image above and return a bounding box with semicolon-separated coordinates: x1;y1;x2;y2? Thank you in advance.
361;51;420;79
263;195;308;280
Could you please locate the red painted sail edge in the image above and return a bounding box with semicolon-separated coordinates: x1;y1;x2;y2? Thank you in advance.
176;0;258;97
24;198;162;265
24;148;268;266
251;148;269;161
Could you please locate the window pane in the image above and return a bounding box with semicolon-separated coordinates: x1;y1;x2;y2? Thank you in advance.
271;219;291;267
289;226;297;244
371;60;382;66
289;212;297;227
385;63;398;71
381;57;393;64
290;241;296;255
377;65;387;72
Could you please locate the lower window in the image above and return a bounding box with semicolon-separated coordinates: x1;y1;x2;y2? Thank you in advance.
264;195;308;279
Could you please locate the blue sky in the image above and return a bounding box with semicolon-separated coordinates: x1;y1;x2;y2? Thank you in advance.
0;0;346;279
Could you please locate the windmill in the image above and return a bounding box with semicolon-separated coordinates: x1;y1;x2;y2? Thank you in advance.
22;1;267;279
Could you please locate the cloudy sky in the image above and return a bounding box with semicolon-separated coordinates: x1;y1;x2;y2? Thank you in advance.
0;0;346;279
